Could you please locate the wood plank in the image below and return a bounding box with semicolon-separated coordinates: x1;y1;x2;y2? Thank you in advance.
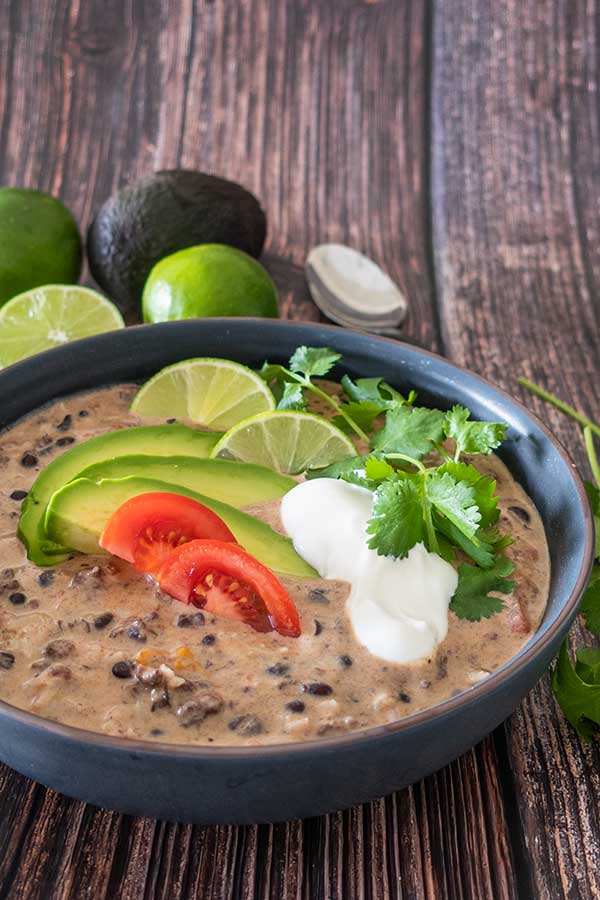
432;0;600;897
0;0;451;898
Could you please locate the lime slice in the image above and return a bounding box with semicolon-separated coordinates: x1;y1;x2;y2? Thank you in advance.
130;357;276;430
210;410;356;474
0;285;124;367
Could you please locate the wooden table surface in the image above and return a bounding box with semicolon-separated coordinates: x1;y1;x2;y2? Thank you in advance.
1;1;599;898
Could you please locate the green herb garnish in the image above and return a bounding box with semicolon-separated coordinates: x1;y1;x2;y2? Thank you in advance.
519;377;600;738
263;346;514;622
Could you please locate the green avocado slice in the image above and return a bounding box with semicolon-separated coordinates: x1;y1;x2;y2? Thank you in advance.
76;455;295;509
18;424;220;566
44;476;316;578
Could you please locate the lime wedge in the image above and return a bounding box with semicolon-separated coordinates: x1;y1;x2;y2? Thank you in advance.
0;285;124;367
210;410;355;474
130;357;275;430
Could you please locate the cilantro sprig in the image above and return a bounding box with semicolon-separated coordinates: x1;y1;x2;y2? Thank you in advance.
262;345;513;623
519;377;600;738
307;396;511;620
260;347;369;442
260;346;415;444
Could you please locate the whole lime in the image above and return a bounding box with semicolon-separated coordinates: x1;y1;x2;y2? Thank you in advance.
0;189;82;305
142;244;279;323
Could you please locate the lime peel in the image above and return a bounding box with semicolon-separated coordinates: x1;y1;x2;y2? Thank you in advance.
130;357;275;430
210;410;356;474
0;285;124;367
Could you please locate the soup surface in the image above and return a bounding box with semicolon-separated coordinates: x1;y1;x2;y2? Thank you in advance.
0;385;549;745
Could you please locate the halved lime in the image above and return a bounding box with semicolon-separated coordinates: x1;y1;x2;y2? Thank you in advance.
0;285;124;367
130;357;276;429
210;410;356;474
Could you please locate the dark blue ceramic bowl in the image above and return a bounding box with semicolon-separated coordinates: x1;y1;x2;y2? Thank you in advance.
0;320;593;824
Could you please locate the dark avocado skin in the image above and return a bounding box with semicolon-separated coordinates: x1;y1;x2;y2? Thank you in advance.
86;170;267;315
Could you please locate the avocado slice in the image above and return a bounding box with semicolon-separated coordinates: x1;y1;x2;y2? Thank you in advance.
76;455;295;508
44;476;316;578
18;424;220;566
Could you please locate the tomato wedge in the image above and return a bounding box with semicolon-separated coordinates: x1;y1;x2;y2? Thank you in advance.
156;539;302;638
99;492;236;577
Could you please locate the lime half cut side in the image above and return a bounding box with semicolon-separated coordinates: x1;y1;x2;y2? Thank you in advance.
210;410;356;474
130;357;276;430
0;285;124;367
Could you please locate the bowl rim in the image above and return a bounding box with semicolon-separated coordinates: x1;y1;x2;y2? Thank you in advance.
0;318;594;761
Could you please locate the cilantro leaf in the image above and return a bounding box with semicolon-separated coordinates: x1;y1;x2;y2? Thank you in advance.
580;566;600;635
426;471;481;539
444;405;507;457
371;406;446;458
366;478;424;558
333;400;385;434
574;647;600;685
277;382;307;411
449;556;515;621
259;361;293;386
434;514;496;567
305;455;370;488
364;456;395;483
341;375;407;406
289;346;341;378
438;461;500;528
552;641;600;739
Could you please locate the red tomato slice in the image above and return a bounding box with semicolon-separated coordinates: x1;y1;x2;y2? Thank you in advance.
156;539;302;638
99;492;236;577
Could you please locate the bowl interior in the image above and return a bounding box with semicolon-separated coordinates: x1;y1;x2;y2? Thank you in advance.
0;319;592;717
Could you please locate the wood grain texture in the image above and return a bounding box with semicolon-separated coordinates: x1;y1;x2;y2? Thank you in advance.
432;0;600;897
0;0;598;897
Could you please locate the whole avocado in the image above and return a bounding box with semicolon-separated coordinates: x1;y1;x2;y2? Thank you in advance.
86;170;267;315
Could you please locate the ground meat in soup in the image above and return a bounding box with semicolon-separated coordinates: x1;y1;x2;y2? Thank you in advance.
0;385;550;745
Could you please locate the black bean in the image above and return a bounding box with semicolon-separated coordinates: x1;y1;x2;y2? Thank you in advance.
314;620;323;636
8;592;26;605
2;580;20;593
176;612;205;628
133;664;163;686
302;682;333;696
56;414;72;432
9;490;27;501
150;686;170;711
286;700;306;713
78;409;89;417
266;662;290;676
94;612;114;629
38;570;55;587
509;505;531;524
55;436;75;447
176;691;224;726
127;619;147;641
44;639;75;659
308;588;330;604
228;714;264;736
20;453;38;468
339;655;353;668
0;651;15;670
202;634;216;646
112;660;133;679
398;692;412;704
48;664;72;680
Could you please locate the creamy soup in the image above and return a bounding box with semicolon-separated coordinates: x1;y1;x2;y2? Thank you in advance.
0;385;549;745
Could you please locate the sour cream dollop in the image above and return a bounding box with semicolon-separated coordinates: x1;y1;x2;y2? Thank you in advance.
280;478;458;664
